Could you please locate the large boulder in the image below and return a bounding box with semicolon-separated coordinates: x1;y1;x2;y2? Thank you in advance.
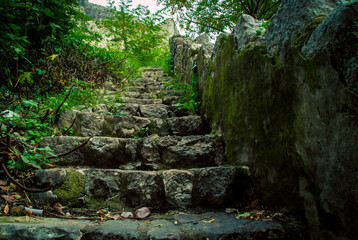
234;14;262;51
265;0;343;59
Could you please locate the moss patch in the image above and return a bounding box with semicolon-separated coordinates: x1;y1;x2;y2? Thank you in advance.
201;34;305;208
293;15;326;50
53;170;86;206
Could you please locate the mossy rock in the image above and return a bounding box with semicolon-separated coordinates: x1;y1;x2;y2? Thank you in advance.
53;170;86;207
294;15;327;50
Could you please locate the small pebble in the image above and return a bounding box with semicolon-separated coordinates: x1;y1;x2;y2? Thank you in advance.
135;207;150;219
121;212;134;219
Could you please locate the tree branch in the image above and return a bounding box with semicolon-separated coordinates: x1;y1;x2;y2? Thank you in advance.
46;136;92;160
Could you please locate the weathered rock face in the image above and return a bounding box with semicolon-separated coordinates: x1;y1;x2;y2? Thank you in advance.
173;1;358;239
234;14;263;51
170;34;211;84
265;0;343;59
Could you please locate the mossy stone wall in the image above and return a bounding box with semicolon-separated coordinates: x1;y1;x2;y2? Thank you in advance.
197;33;358;238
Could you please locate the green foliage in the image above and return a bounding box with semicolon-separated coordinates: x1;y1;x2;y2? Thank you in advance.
102;0;168;67
132;127;150;139
166;73;201;115
158;0;280;36
0;0;78;88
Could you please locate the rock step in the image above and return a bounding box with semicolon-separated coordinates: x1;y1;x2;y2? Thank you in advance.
57;112;206;138
123;84;173;93
31;166;249;209
0;213;284;240
39;135;224;170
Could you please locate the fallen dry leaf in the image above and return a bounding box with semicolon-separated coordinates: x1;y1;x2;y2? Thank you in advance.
106;213;121;220
0;180;8;186
27;209;33;216
25;215;30;222
1;194;18;203
201;218;215;223
0;186;10;191
4;204;9;214
10;183;18;190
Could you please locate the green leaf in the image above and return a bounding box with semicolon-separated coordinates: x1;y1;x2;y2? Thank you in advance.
23;100;38;109
43;8;54;17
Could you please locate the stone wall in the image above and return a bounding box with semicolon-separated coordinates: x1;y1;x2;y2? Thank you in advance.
170;1;358;239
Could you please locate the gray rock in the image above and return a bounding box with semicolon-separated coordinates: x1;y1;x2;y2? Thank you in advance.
162;135;225;168
162;170;194;209
194;33;210;44
149;118;170;136
103;115;150;138
82;220;140;240
87;137;126;167
73;112;104;136
40;137;126;167
302;1;358;57
56;109;78;130
39;136;88;166
125;171;165;207
141;136;162;168
92;104;110;114
147;220;183;240
191;167;237;206
167;116;208;135
118;97;163;104
135;207;151;219
30;191;58;206
139;104;171;118
121;212;134;219
125;138;141;161
33;169;67;187
174;212;284;239
234;14;263;51
0;222;82;240
265;0;342;58
122;91;141;98
85;169;123;199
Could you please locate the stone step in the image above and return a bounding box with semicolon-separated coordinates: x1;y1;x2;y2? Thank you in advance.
123;85;172;93
0;213;285;240
39;135;223;170
30;166;249;210
57;111;206;138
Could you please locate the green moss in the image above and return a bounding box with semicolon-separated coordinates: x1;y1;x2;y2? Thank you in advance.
53;170;86;206
294;15;327;50
201;33;305;208
85;195;125;211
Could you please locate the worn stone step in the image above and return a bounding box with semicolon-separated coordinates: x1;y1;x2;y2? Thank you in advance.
30;166;249;210
123;84;173;93
57;110;206;138
0;213;285;240
39;135;223;170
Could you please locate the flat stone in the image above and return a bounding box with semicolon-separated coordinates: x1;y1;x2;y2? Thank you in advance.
82;220;141;240
0;217;85;240
118;97;163;105
39;136;126;167
147;219;183;240
174;212;284;239
167;116;208;135
110;103;139;116
162;170;194;209
139;104;171;118
0;214;285;239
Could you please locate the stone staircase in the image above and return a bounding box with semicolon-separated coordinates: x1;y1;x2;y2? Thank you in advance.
0;67;285;239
